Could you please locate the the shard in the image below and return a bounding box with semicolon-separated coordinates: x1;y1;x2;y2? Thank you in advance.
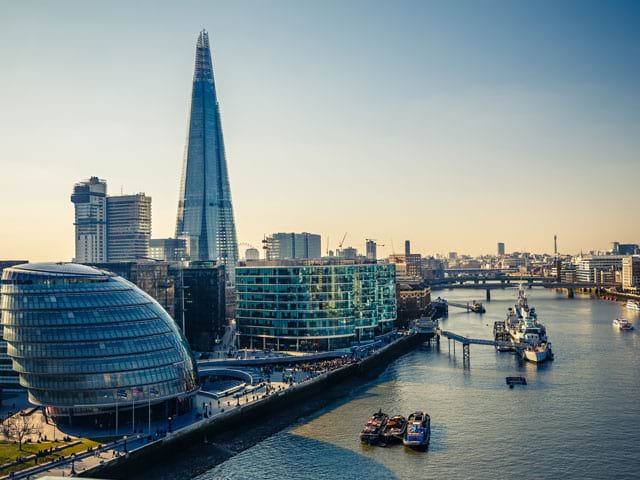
176;30;238;279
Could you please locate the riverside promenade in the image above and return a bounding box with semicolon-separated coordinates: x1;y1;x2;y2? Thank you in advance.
2;330;430;479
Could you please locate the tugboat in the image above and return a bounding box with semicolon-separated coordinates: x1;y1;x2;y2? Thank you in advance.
381;415;407;445
360;410;388;445
403;411;430;450
613;318;634;331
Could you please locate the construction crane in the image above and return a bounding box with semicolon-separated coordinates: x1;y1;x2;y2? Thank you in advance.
338;232;348;249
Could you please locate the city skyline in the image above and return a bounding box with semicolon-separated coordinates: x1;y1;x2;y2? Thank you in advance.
1;1;639;261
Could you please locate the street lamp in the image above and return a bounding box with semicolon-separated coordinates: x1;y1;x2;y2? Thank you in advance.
123;435;128;453
167;416;173;433
70;453;77;475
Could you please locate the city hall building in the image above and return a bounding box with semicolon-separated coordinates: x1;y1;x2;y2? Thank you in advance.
0;263;199;423
235;260;396;351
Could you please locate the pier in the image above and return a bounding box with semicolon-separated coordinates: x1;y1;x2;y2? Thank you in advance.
437;328;521;367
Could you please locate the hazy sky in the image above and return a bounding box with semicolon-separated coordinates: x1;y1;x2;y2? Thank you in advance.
1;0;638;261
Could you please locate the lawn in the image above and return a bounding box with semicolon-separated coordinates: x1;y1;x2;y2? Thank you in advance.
0;437;100;476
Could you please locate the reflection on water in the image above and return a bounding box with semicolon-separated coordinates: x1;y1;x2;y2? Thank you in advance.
198;289;640;480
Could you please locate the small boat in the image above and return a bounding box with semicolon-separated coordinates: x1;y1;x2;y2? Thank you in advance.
360;410;388;445
381;415;407;445
613;318;634;331
625;300;640;311
403;411;430;450
470;301;486;313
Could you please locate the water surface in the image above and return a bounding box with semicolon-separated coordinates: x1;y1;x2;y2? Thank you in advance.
198;288;640;479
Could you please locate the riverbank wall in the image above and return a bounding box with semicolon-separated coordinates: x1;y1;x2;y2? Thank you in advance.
81;333;431;479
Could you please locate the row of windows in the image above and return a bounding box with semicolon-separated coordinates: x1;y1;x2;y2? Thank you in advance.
7;334;178;359
237;301;353;310
1;280;127;294
236;309;354;320
3;320;172;343
12;349;183;375
30;377;198;407
1;290;147;310
1;305;161;327
238;326;355;338
238;318;350;329
21;364;184;391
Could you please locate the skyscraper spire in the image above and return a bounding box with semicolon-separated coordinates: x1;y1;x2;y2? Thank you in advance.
176;30;238;281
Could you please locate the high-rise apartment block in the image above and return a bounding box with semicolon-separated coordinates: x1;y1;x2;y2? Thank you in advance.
497;242;505;256
107;194;151;261
263;232;322;260
71;177;107;263
366;239;377;260
175;30;238;276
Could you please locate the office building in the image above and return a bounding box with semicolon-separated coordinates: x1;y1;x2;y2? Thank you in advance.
576;255;624;283
106;193;151;262
366;240;377;261
0;263;199;420
175;30;238;275
263;232;322;260
173;263;226;352
236;260;396;351
404;240;411;257
622;256;640;292
612;242;639;255
497;242;505;256
150;238;188;262
338;246;358;260
71;177;107;263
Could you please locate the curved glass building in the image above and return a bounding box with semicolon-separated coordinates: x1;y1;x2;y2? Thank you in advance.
235;260;396;351
0;263;199;418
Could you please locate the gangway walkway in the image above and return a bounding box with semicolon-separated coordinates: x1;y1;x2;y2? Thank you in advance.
437;329;522;365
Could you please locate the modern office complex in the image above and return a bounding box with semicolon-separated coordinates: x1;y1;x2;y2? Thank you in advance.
150;238;188;262
263;232;322;260
107;193;152;261
0;263;199;421
175;30;238;276
576;255;624;283
235;260;396;351
174;263;226;352
71;177;107;263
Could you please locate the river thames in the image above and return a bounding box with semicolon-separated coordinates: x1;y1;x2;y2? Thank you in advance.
177;288;639;479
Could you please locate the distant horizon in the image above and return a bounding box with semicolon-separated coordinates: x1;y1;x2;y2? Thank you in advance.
1;1;638;261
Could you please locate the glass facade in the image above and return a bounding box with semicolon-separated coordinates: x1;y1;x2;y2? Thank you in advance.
0;263;199;417
235;261;396;351
175;30;238;276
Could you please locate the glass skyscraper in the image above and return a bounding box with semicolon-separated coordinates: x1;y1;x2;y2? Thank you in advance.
176;30;238;278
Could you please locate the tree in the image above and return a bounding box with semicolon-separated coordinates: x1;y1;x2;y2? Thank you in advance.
1;414;39;450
